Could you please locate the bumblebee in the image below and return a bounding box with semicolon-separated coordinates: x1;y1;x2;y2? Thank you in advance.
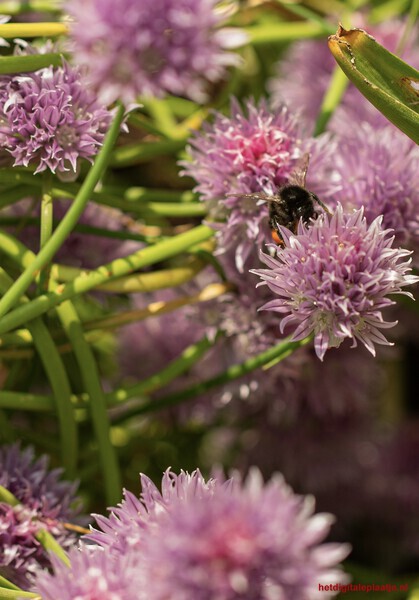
229;154;331;246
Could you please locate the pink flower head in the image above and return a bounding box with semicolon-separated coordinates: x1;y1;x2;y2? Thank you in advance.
138;468;350;599
253;205;419;360
182;99;303;270
86;468;221;555
66;0;247;105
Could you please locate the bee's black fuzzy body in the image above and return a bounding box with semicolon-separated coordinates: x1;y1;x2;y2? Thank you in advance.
268;184;321;240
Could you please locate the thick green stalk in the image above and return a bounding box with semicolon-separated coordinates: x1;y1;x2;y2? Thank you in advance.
0;103;125;319
0;53;62;74
38;171;53;291
0;224;214;334
54;299;121;505
0;22;68;38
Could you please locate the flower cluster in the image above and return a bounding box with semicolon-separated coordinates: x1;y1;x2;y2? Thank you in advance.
35;468;349;600
0;444;81;588
182;98;340;271
0;60;111;177
66;0;246;105
253;205;419;360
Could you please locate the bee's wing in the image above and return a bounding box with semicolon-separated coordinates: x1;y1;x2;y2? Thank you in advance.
288;153;310;187
227;192;280;203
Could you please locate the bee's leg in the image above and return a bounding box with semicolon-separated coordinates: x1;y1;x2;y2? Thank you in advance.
312;193;332;215
271;229;285;246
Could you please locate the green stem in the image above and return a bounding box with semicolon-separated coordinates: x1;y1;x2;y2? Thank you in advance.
108;333;220;404
0;103;125;320
0;391;52;411
0;588;39;598
313;65;349;135
0;270;77;476
246;21;334;45
141;97;179;138
111;138;186;167
0;224;214;334
0;53;62;75
0;22;68;38
38;171;53;291
0;1;61;14
54;299;121;505
0;576;19;591
111;336;312;421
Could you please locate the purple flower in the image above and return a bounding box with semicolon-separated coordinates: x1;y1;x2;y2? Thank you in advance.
181;99;340;271
34;546;143;600
181;99;301;270
87;468;221;555
0;60;111;177
253;205;419;360
137;468;350;599
332;122;419;251
66;0;246;105
0;444;81;588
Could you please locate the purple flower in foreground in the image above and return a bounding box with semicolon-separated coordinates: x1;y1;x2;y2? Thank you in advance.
253;205;419;360
0;61;111;177
66;0;246;105
0;444;81;588
34;546;142;600
87;469;221;555
138;468;350;599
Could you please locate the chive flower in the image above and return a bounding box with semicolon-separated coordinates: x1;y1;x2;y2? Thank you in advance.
253;205;419;360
